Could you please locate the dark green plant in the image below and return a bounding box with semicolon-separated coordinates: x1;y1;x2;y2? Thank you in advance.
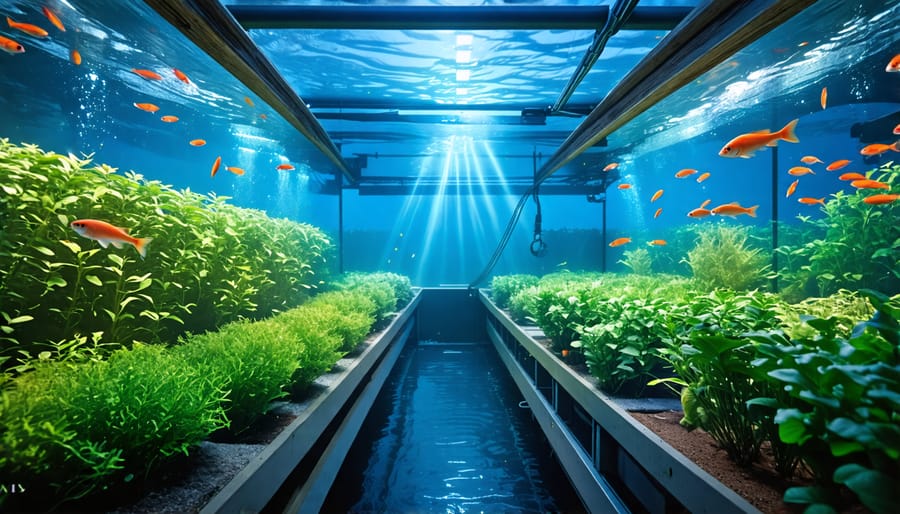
490;274;539;308
618;248;653;275
684;222;770;291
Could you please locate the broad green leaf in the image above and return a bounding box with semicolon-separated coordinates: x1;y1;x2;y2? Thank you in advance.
783;485;831;505
85;275;103;287
108;254;124;267
833;464;898;514
6;315;33;324
60;240;81;253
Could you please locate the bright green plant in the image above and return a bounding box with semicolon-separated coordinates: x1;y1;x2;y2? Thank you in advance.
508;286;540;323
490;274;539;308
618;248;653;275
776;289;874;340
333;272;413;309
294;294;374;352
684;222;770;291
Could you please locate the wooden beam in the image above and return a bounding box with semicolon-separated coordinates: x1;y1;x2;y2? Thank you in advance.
536;0;817;183
143;0;355;182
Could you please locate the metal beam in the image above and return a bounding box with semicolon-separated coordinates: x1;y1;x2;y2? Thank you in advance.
356;184;608;197
143;0;356;183
227;5;692;31
535;0;817;184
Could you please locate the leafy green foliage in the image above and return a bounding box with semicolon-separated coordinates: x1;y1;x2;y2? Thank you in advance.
0;140;333;371
684;222;770;291
618;248;653;275
490;274;539;308
331;272;412;329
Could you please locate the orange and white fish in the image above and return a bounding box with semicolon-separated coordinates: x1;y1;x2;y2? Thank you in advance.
696;172;710;183
173;68;190;84
132;68;162;80
675;168;698;178
886;54;900;72
838;172;866;181
820;87;827;110
226;166;245;176
189;139;206;147
603;162;619;172
609;237;631;247
800;155;823;164
6;17;47;37
651;189;663;202
70;49;81;65
687;207;712;218
211;156;222;178
786;179;799;198
798;197;825;205
711;203;758;217
648;239;667;246
134;102;160;113
894;124;900;135
788;166;814;176
850;179;890;190
654;207;662;219
276;163;295;171
160;115;179;123
617;183;631;190
71;219;152;258
863;194;899;205
860;142;899;156
0;34;25;54
42;6;65;32
719;119;799;158
826;159;851;171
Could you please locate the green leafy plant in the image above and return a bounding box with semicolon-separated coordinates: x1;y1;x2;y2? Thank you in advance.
618;248;653;275
490;274;539;308
684;222;770;291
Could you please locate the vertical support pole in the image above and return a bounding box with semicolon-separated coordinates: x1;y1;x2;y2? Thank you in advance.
601;197;607;272
338;172;344;275
771;145;779;292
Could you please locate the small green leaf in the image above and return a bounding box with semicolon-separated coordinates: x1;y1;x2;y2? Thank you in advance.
7;315;34;324
34;246;55;256
60;240;82;253
108;254;124;267
85;275;103;287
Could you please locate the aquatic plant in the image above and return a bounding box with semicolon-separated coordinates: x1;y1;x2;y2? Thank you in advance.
776;289;874;340
508;285;540;323
298;292;375;352
617;248;653;275
684;222;770;291
332;271;413;309
490;274;539;308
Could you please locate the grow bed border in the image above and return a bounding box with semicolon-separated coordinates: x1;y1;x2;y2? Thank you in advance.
199;290;421;514
480;290;760;514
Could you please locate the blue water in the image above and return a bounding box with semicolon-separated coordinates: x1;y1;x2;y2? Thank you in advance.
323;341;583;513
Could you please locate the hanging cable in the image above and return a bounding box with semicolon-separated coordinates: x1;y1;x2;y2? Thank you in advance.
529;152;547;257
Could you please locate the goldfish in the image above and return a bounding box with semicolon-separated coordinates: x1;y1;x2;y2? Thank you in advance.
651;189;663;202
70;219;152;258
687;207;712;218
189;139;206;147
700;199;712;208
786;178;799;198
798;197;825;205
696;172;710;183
211;156;222;178
132;68;162;80
7;17;47;37
70;49;81;65
160;115;179;123
711;203;758;217
718;119;799;158
800;155;823;164
0;34;25;54
863;193;900;205
788;166;814;176
244;96;254;107
850;179;890;190
609;237;631;247
894;123;900;135
886;54;900;72
41;6;65;31
603;162;619;172
675;168;697;178
259;114;267;120
648;240;667;246
654;207;662;219
820;87;827;110
826;159;851;171
226;166;245;176
276;163;295;171
173;68;190;84
133;102;160;113
839;172;866;181
860;142;899;156
617;184;631;190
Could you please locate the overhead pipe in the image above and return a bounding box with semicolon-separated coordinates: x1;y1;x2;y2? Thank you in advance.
550;0;640;114
226;5;692;31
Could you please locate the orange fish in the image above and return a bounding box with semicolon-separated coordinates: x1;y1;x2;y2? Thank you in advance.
211;156;222;178
700;199;712;208
70;49;81;65
160;115;179;123
651;189;663;202
687;207;712;218
711;203;758;217
826;159;851;171
786;178;799;198
800;155;823;164
894;123;900;135
675;168;698;178
798;197;825;205
0;34;25;54
226;166;245;176
719;119;799;158
886;54;900;72
133;102;160;113
70;219;152;258
820;87;827;110
788;166;814;176
41;6;65;32
863;194;900;205
7;17;48;37
696;172;710;183
173;68;190;84
860;142;899;156
244;96;255;107
603;162;619;172
617;184;631;190
850;179;890;190
132;68;162;80
609;237;631;247
839;172;866;181
798;41;809;47
654;207;662;219
189;139;206;147
648;239;667;246
276;163;295;171
259;113;267;120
